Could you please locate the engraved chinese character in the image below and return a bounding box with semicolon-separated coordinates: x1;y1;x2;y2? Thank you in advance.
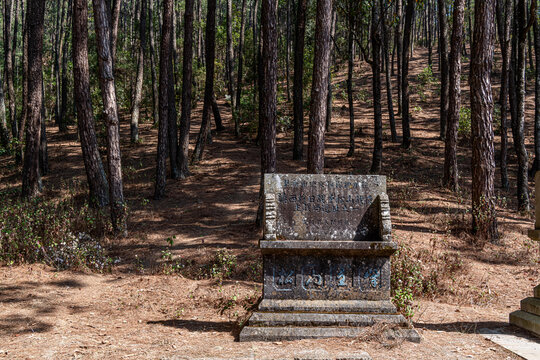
336;267;346;287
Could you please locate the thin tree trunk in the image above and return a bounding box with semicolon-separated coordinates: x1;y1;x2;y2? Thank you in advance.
235;0;247;135
401;0;414;149
21;0;45;199
381;0;397;143
226;0;237;133
370;0;383;174
39;78;48;176
325;8;336;132
396;0;402;115
5;0;17;138
512;0;534;211
0;60;9;148
443;0;465;191
17;4;28;165
285;0;291;102
533;6;540;174
496;0;512;190
346;0;355;157
438;0;448;140
111;0;122;64
307;0;332;173
470;0;499;242
149;0;159;124
191;0;217;163
167;29;179;179
427;0;432;67
256;0;277;227
154;0;173;198
292;0;307;160
177;0;194;179
130;0;147;143
73;0;110;207
93;0;128;235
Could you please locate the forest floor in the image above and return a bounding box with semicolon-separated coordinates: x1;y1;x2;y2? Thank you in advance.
0;48;539;359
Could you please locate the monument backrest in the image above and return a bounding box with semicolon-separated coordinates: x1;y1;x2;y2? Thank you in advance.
263;174;392;241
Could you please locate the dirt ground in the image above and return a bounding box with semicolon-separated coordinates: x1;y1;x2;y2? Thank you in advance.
0;48;539;359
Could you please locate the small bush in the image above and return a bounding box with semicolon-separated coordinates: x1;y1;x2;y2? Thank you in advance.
0;195;113;271
417;65;436;86
458;107;471;139
210;249;237;282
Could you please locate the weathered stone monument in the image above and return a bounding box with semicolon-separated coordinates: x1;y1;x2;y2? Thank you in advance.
509;172;540;337
239;174;420;342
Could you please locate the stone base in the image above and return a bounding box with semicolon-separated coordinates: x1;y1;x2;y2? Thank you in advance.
239;325;421;342
239;299;420;343
509;310;540;337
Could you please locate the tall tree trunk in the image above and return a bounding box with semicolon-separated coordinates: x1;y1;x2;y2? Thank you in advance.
191;0;217;163
130;0;147;143
438;0;448;140
4;0;17;138
235;0;247;131
470;0;499;242
396;0;402;115
325;8;336;132
0;60;9;148
256;0;277;227
401;0;414;149
111;0;122;64
427;0;432;67
177;0;194;179
512;0;534;211
93;0;128;235
346;0;355;157
292;0;307;160
154;0;173;199
73;0;110;207
21;0;45;199
370;0;383;174
60;0;72;133
533;6;540;175
443;0;465;191
496;0;512;190
167;29;179;179
307;0;332;173
39;78;48;176
17;4;28;165
226;0;237;134
381;0;397;143
148;0;159;125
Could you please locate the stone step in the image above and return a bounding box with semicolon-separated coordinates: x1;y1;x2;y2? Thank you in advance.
521;297;540;317
239;326;421;343
535;285;540;299
509;310;540;337
258;299;397;314
248;311;408;327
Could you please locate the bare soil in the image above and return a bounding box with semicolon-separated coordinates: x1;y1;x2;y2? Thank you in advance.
0;48;539;359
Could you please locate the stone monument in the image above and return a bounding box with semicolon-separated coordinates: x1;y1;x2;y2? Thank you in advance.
509;172;540;337
239;174;420;342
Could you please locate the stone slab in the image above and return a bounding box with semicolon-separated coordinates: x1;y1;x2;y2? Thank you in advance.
264;174;388;241
248;312;407;327
239;326;421;343
259;240;397;256
481;328;540;360
257;299;397;313
522;297;540;317
509;310;540;337
263;254;391;301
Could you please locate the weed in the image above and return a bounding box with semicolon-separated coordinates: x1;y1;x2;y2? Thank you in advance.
458;107;471;139
210;249;237;283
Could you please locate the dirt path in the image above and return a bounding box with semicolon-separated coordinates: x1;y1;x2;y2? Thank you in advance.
0;48;539;359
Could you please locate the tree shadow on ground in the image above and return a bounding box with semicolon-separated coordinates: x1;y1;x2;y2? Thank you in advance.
414;321;510;334
147;319;231;333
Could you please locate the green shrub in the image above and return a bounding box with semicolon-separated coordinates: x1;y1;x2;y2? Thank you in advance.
211;248;237;282
417;65;435;86
458;107;471;138
0;194;113;271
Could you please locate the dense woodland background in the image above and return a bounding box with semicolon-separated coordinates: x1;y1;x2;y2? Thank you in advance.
0;0;539;356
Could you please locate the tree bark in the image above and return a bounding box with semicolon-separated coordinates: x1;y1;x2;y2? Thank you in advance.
177;0;194;179
93;0;128;235
73;0;110;207
235;0;247;133
191;0;217;163
370;0;383;174
533;6;540;175
4;0;17;138
256;0;277;227
346;0;355;157
226;0;237;134
395;0;402;115
154;0;173;198
470;0;499;242
167;28;179;179
0;61;9;148
21;0;45;199
443;0;465;191
130;0;147;143
512;0;534;211
325;8;336;132
292;0;308;160
381;0;397;143
111;0;122;64
307;0;332;174
437;0;448;140
401;0;414;149
148;0;159;125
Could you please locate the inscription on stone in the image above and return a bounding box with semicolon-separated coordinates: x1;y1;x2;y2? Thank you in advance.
264;174;387;240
